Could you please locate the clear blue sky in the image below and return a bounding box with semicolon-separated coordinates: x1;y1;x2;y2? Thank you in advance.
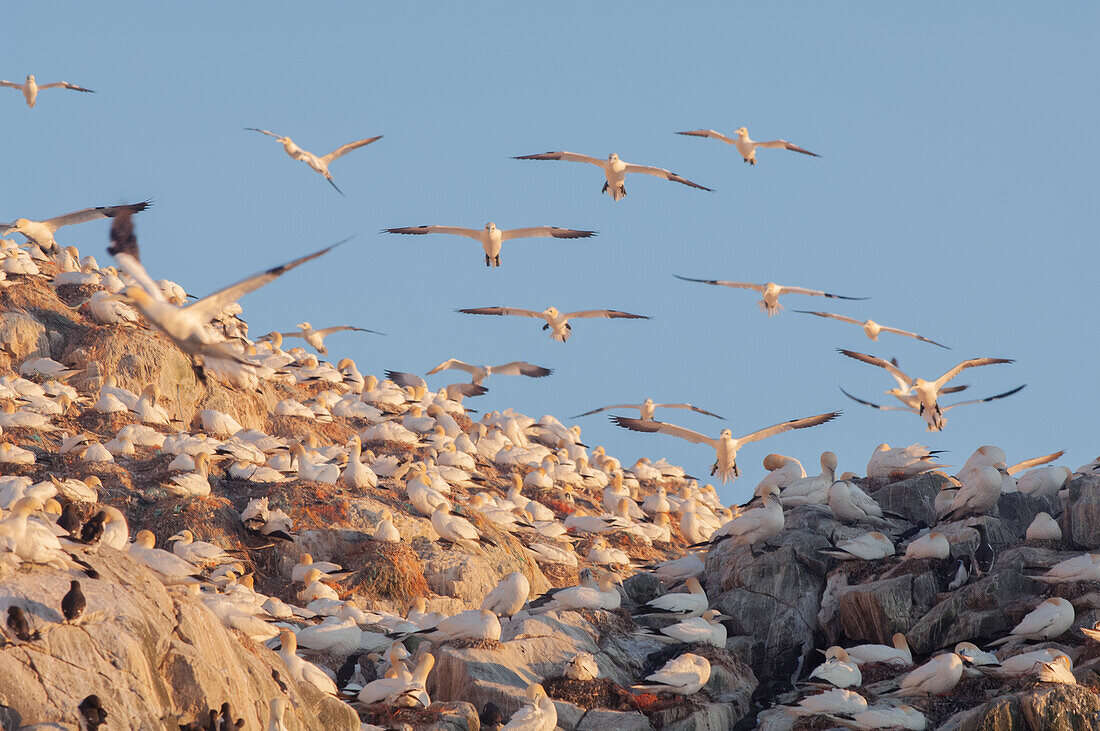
5;4;1098;503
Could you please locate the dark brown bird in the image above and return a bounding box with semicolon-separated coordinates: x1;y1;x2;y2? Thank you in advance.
7;606;38;642
79;511;106;545
57;502;82;535
77;694;107;730
62;580;86;623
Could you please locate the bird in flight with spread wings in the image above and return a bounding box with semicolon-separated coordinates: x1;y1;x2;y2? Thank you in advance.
513;151;710;201
611;411;840;483
246;128;382;195
840;384;1026;419
384;222;595;267
676;126;819;165
427;359;552;385
457;306;649;342
1;74;94;108
573;398;723;421
793;310;948;349
268;322;382;355
2;201;151;251
675;275;865;316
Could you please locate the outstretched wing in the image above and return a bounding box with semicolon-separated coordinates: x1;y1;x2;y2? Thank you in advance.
385;370;425;389
385;226;482;240
456;306;545;319
933;358;1015;390
571;404;641;418
108;211;167;303
875;324;949;349
245;127;283;139
183;238;350;325
610;416;718;448
755;139;820;157
793;310;863;326
501;226;597;241
321;135;382;164
491;361;552;378
49;200;152;232
655;403;725;419
779;285;866;301
676;129;736;145
38;81;95;93
0;81;23;90
564;309;649;320
314;325;383;337
622;163;711;191
737;411;841;445
941;384;1026;412
427;359;477;376
513;151;605;166
839;386;913;412
837;349;914;386
675;275;763;292
1007;447;1064;476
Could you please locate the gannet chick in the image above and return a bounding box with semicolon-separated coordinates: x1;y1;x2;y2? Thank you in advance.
809;648;862;688
246;128;382;195
1026;512;1062;542
277;630;338;695
457;305;649;343
634;577;708;618
565;653;600;681
612;412;839;483
386;223;596;267
480;571;531;618
500;683;557;730
632;653;711;695
988;598;1074;646
843;633;913;666
890;653;965;696
514;150;710;201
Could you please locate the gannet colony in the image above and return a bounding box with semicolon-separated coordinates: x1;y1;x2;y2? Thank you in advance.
0;74;1098;731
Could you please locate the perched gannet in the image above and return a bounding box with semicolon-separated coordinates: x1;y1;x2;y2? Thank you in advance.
645;553;705;582
820;531;895;561
431;505;490;545
480;571;531;618
996;648;1069;677
573;397;722;421
457;305;649;343
291;554;353;583
613;412;839;482
643;609;729;647
269;322;381;355
385;222;596;267
1;201;148;251
866;443;947;480
809;647;862;688
1026;512;1063;541
787;688;868;717
941;466;1004;521
1029;553;1100;583
565;652;600;681
794;310;947;348
108;212;344;375
675;275;864;317
676;126;819;164
427;359;552;385
632;653;711;695
168;529;233;567
954;642;1001;670
128;530;201;584
989;598;1074;646
530;572;621;612
903;531;950;560
780;451;838;507
891;653;965;696
708;485;784;545
838;350;1015;432
635;577;708;617
1017;466;1071;497
340;436;378;490
0;74;94;108
514;150;710;201
415;608;502;642
246;128;382;194
501;683;557;730
827;480;892;527
829;705;927;730
843;633;913;666
277;630;338;694
161;452;214;498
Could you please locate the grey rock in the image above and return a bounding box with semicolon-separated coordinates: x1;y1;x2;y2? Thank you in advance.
836;572;937;643
1064;476;1100;549
906;570;1037;654
0;310;49;360
870;471;948;526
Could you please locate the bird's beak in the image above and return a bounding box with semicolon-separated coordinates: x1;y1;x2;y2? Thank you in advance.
167;533;184;542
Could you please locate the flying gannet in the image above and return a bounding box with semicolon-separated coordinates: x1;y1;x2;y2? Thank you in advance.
427;359;552;385
513;151;711;201
676;126;820;165
840;384;1026;419
1;201;150;251
0;74;94;108
107;211;345;379
675;275;865;316
457;306;649;342
385;223;596;267
573;397;722;421
246;128;382;195
610;411;839;482
269;322;382;355
793;310;947;348
838;349;1015;431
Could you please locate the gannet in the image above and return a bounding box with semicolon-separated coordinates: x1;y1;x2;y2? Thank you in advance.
161;452;214;498
809;648;862;688
1030;553;1100;583
269;322;382;355
1026;512;1062;541
787;688;868;717
168;529;233;567
530;572;621;612
457;305;649;342
565;653;599;681
829;705;927;730
1;74;94;108
632;653;711;695
2;201;149;251
838;349;1015;432
292;554;353;583
373;510;402;543
903;531;950;560
827;480;892;526
644;609;729;647
843;634;913;666
780;451;838;507
501;683;557;730
340;436;378;489
277;630;338;695
514;151;710;201
107;211;344;377
820;531;895;561
129;530;201;584
941;465;1004;521
385;223;596;267
635;577;708;618
246;128;382;195
427;359;552;385
794;310;947;348
866;443;947;480
676;126;819;165
997;648;1070;676
1037;655;1077;685
891;653;965;696
611;411;838;482
480;571;531;618
707;485;784;545
1017;466;1071;497
841;384;1025;418
675;275;865;317
573;397;722;421
299;568;340;602
989;598;1074;646
415;608;502;642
